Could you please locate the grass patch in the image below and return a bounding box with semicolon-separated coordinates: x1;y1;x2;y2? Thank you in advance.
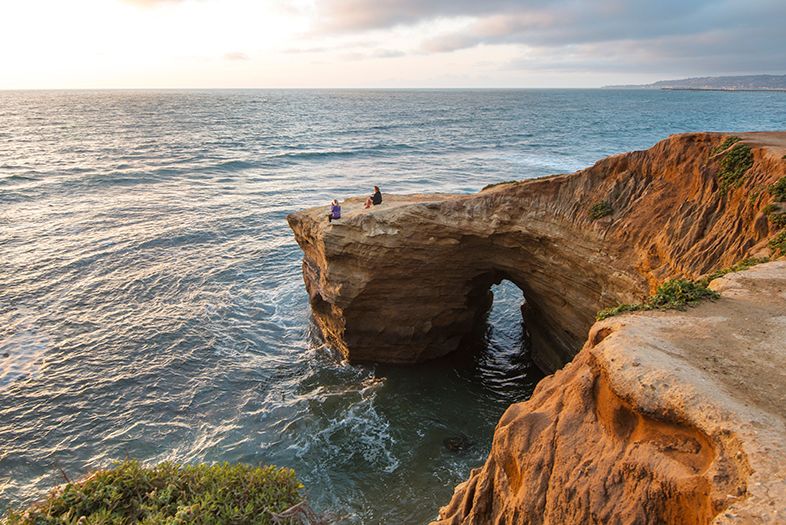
771;213;786;229
481;180;518;191
770;230;786;256
717;143;754;191
588;200;613;220
711;136;741;155
596;278;719;320
3;460;304;525
770;176;786;201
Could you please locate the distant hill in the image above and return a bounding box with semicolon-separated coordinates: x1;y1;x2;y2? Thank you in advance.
605;74;786;91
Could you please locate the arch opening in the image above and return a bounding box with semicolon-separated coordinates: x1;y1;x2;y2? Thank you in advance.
460;273;544;400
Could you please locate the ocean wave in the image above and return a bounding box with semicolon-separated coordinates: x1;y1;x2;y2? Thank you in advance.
3;88;785;522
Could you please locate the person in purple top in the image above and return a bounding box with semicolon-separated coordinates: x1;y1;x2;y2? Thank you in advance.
328;199;341;222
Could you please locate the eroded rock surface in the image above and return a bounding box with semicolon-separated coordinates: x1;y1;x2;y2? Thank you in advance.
288;132;786;371
432;261;786;525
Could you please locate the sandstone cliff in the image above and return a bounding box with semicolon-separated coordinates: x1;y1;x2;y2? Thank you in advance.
288;132;786;372
432;261;786;524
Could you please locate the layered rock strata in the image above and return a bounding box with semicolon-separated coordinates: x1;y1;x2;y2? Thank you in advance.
288;132;786;372
432;261;786;524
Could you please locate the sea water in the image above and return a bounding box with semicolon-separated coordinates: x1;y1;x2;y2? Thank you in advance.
1;89;785;523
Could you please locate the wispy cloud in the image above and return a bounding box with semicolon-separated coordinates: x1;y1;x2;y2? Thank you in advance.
311;0;786;75
224;51;249;61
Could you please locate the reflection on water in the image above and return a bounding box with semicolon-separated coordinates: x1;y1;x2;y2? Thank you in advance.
2;89;785;523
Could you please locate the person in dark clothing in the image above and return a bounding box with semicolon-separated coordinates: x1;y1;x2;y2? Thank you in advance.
328;199;341;222
364;186;382;209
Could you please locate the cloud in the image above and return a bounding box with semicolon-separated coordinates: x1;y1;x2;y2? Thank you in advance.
224;51;249;61
312;0;786;75
315;0;520;32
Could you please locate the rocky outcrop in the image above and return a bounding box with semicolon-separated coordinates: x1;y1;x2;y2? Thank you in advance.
289;132;786;524
432;261;786;524
288;132;786;372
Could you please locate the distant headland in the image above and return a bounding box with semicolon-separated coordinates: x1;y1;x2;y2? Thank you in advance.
604;74;786;92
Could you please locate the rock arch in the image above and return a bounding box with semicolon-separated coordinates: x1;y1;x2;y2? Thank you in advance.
288;132;784;372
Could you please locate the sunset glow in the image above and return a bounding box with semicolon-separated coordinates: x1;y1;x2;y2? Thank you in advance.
1;1;785;89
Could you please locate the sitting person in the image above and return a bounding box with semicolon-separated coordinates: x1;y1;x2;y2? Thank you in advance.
327;199;341;222
364;186;382;209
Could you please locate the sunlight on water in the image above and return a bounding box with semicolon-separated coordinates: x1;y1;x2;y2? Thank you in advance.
2;89;785;523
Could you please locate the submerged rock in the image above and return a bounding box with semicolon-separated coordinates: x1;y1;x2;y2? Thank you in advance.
443;434;474;455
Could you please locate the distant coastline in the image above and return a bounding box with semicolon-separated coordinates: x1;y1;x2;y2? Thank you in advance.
605;73;786;91
661;87;786;92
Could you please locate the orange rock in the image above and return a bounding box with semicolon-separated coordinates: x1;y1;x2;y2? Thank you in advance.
432;261;786;524
288;132;786;372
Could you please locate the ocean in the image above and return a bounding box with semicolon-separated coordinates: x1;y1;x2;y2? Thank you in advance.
1;89;785;523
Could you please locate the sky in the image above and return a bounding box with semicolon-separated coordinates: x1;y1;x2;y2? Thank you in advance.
1;0;784;89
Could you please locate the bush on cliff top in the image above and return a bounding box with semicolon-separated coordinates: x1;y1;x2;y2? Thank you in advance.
596;257;775;321
588;200;613;220
711;136;741;156
597;278;720;321
3;460;304;525
717;142;754;192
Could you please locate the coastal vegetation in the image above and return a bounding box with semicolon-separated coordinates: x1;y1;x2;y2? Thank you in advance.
2;460;304;525
596;278;719;320
770;212;786;228
770;176;786;201
700;257;770;283
587;200;613;220
770;230;786;255
717;142;753;191
596;257;772;321
711;136;741;155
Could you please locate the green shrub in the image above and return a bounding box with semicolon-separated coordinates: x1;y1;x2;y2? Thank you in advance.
762;203;778;215
711;136;742;156
588;200;613;220
717;143;754;191
700;257;770;284
771;213;786;229
770;230;786;255
3;460;304;525
770;176;786;201
596;278;719;320
596;302;649;320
